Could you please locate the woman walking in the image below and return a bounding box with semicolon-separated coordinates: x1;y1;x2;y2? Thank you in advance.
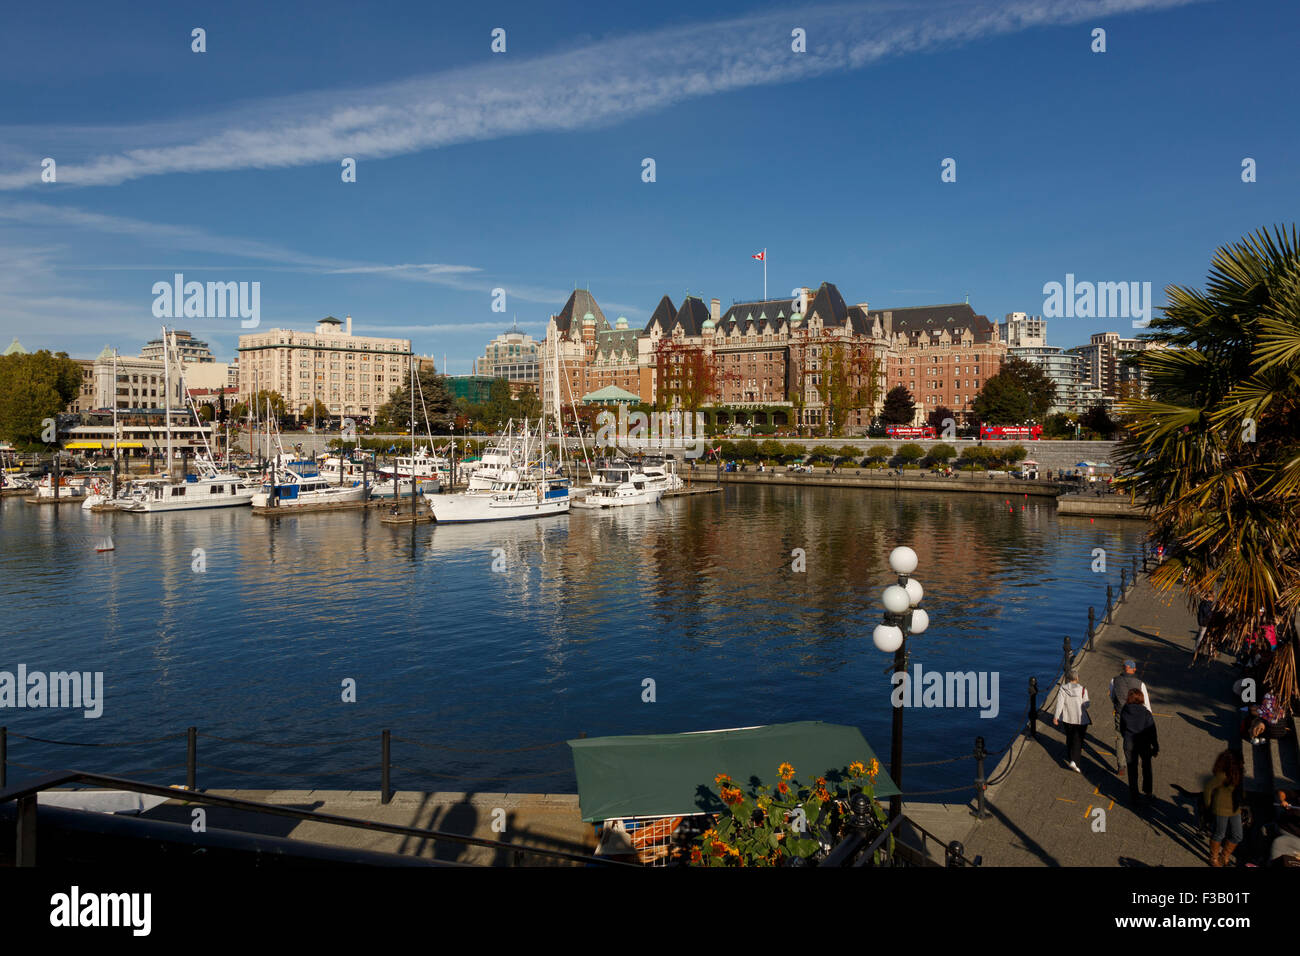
1202;750;1245;866
1120;688;1159;804
1053;670;1091;772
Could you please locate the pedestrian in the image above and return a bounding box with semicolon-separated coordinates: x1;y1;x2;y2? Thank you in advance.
1109;659;1151;774
1053;669;1091;772
1120;688;1159;804
1194;598;1215;656
1202;750;1245;867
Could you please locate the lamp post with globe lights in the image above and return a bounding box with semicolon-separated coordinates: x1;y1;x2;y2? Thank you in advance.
873;545;929;822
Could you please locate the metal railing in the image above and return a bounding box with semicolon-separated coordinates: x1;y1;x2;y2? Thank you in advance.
0;770;633;868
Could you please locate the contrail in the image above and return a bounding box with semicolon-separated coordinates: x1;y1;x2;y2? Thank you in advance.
0;0;1204;190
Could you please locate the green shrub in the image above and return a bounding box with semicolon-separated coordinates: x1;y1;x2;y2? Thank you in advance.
866;444;893;462
930;443;958;463
896;444;924;462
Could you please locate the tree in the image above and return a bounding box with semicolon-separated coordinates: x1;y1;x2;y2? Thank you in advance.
759;439;785;461
655;339;716;411
1079;404;1117;438
997;357;1057;418
301;399;330;423
1043;412;1076;438
1117;225;1300;699
814;343;881;437
516;385;542;421
866;444;893;466
0;349;82;447
971;374;1033;424
484;378;515;428
929;443;958;464
808;445;838;463
896;443;924;465
927;406;956;435
881;386;915;425
377;366;453;431
197;403;215;423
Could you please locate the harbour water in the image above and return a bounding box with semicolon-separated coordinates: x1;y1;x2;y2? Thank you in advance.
0;485;1147;797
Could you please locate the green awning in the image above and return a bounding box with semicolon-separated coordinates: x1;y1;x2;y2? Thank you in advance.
567;721;898;822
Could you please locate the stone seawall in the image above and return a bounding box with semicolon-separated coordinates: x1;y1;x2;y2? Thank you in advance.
704;470;1064;498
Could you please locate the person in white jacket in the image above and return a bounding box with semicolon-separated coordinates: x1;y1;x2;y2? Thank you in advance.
1053;670;1091;773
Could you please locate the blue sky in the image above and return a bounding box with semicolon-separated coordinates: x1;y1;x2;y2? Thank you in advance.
0;0;1294;369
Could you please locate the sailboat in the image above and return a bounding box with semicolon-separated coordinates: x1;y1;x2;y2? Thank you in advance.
250;407;366;508
427;417;570;523
120;328;255;513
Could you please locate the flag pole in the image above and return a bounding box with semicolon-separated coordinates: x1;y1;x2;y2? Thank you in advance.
763;248;767;301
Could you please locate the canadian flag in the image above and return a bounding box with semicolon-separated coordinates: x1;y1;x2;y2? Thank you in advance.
751;251;765;261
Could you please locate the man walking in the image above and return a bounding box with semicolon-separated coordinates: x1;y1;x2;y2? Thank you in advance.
1110;660;1151;774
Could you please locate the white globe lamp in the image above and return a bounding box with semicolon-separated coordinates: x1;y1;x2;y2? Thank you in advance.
882;585;911;615
888;546;918;576
873;624;904;653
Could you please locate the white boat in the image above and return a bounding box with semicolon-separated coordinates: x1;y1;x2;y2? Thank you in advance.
122;469;255;512
378;447;448;483
33;475;89;499
572;464;663;510
251;460;367;508
428;468;570;523
465;423;526;491
368;475;438;499
636;458;684;494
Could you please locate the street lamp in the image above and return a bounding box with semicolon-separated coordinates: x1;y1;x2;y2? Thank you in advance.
873;545;929;822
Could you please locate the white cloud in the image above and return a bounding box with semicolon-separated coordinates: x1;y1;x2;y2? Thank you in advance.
0;0;1204;190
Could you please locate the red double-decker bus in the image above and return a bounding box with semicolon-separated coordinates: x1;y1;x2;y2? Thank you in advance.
979;425;1043;441
886;425;937;440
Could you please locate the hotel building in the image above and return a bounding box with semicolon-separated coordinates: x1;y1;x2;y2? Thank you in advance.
237;315;412;421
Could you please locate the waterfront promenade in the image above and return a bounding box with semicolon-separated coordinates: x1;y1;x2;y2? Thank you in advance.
962;575;1238;866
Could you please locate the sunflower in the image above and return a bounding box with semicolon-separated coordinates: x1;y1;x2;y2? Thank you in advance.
777;781;790;795
714;772;731;787
777;762;795;780
849;760;867;777
868;758;880;780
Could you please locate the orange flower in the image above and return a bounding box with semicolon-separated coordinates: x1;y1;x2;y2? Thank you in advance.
690;846;703;864
849;760;867;777
710;840;728;857
777;781;790;795
778;762;795;780
721;786;744;806
868;758;880;780
714;773;731;787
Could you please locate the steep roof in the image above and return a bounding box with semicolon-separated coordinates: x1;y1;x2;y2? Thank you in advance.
673;296;712;337
553;289;608;336
866;303;996;342
4;338;28;356
642;295;678;334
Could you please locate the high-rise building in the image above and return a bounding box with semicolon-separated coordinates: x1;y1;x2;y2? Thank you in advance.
237;315;411;421
473;327;539;386
1008;346;1105;414
141;329;215;364
1067;331;1164;400
999;312;1047;348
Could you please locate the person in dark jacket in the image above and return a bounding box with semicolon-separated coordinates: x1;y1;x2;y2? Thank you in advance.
1110;660;1151;774
1120;688;1158;803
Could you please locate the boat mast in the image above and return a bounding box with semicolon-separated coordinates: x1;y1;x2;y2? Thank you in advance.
162;326;173;475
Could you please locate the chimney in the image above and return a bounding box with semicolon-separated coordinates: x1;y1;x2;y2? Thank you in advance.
345;314;352;335
710;298;720;321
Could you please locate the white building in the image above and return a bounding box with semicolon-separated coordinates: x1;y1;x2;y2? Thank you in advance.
140;329;216;365
1000;312;1047;348
237;315;412;421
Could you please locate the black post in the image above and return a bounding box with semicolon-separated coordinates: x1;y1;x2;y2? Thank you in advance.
889;641;906;822
186;726;197;790
1028;678;1039;738
973;736;990;819
0;726;6;789
1106;585;1114;624
381;729;391;805
1063;635;1073;675
1088;606;1096;650
1131;554;1138;583
52;452;60;500
16;794;36;866
1120;567;1128;598
946;840;966;867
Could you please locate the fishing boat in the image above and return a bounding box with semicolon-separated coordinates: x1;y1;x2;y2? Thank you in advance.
571;463;663;510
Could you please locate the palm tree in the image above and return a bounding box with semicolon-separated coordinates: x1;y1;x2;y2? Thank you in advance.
1116;226;1300;699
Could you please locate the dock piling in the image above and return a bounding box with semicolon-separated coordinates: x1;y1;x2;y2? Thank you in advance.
1027;679;1038;739
1087;607;1096;650
973;737;990;820
381;729;391;805
186;726;197;790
